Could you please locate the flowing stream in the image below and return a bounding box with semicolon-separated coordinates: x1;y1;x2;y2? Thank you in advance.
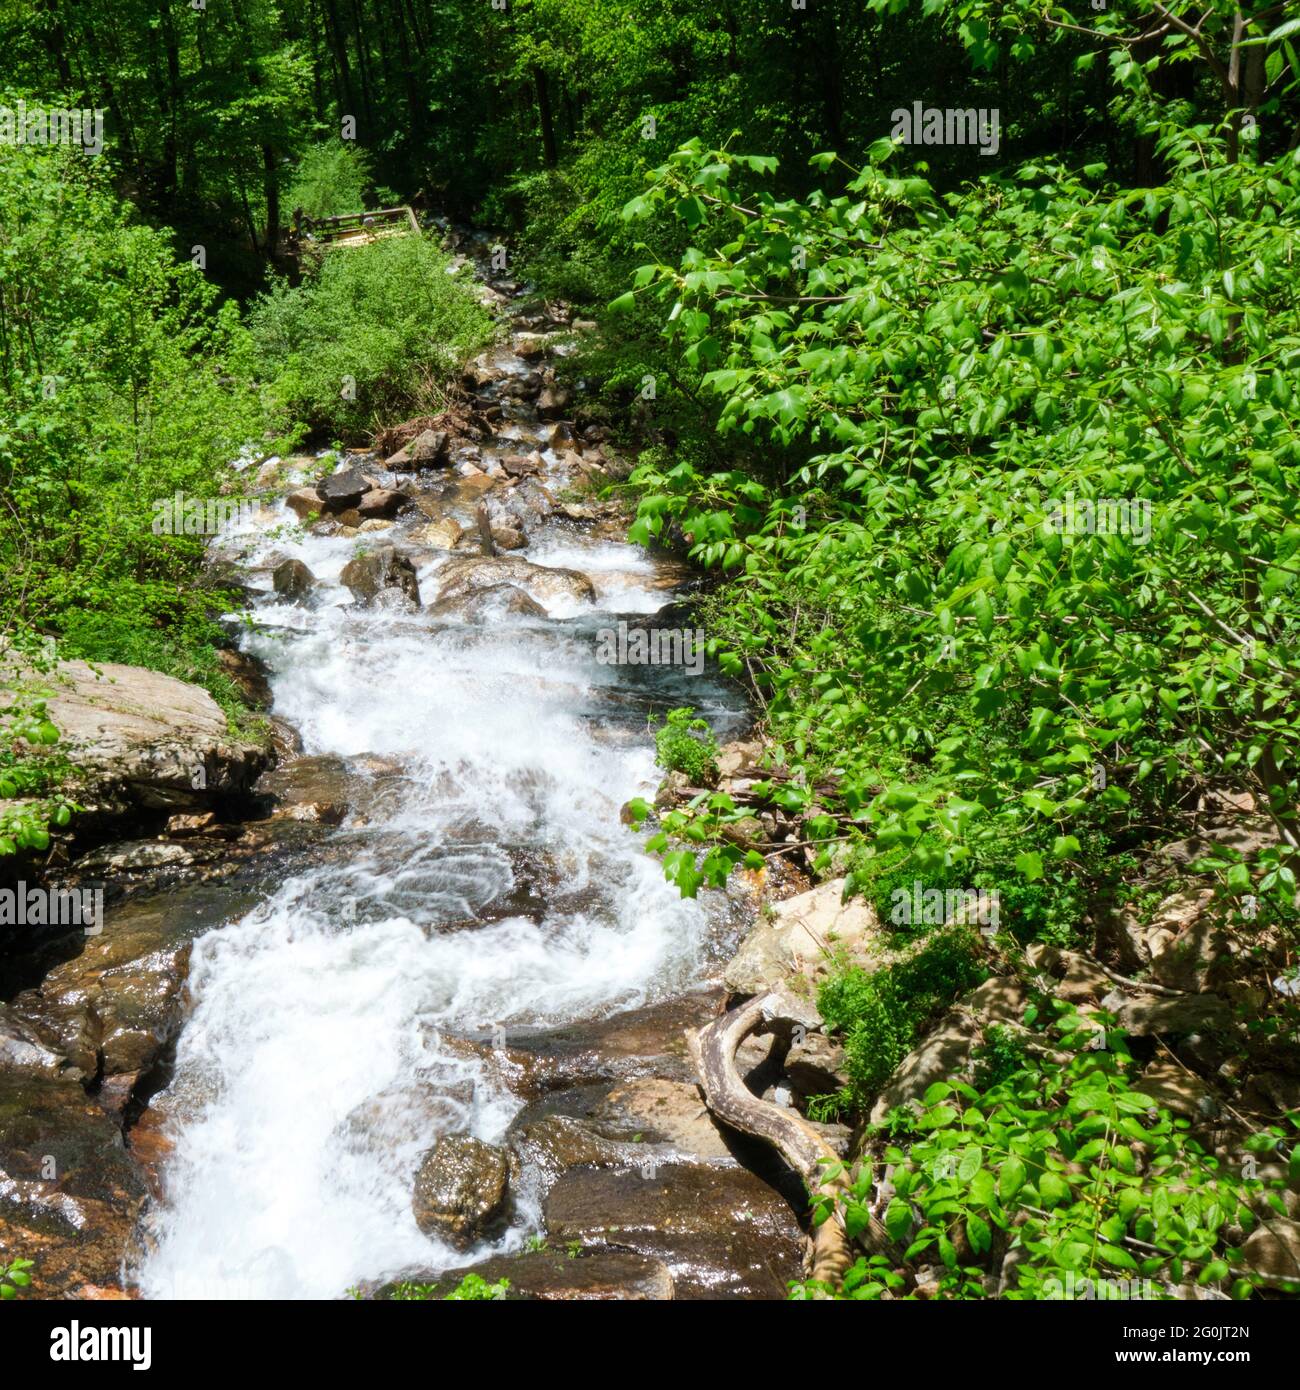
133;305;747;1299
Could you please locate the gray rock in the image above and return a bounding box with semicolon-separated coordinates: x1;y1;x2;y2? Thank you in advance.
431;555;595;610
784;1032;847;1098
724;879;881;995
4;659;269;816
1108;991;1235;1036
1243;1218;1300;1287
868;978;1027;1125
1132;1059;1219;1119
428;583;546;622
1148;890;1227;992
317;467;372;511
388;429;450;469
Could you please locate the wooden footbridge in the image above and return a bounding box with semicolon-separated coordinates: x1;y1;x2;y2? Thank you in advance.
289;205;421;252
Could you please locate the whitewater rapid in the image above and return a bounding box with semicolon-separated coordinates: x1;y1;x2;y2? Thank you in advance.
134;429;743;1298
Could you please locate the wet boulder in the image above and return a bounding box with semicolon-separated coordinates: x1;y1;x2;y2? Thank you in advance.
432;555;595;611
357;488;410;520
500;452;543;479
0;1072;149;1298
339;546;421;608
412;1135;511;1249
414;517;464;550
272;558;316;601
374;1249;675;1301
542;1161;803;1300
490;524;527;551
428;584;546;622
285;487;323;521
317;468;372;512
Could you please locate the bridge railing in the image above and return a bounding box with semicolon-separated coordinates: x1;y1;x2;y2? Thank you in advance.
291;205;421;249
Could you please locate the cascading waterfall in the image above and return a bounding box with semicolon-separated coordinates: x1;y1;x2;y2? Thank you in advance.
133;320;746;1300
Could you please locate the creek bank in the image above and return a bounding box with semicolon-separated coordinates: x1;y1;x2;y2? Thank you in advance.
680;835;1300;1295
0;233;837;1302
0;659;273;877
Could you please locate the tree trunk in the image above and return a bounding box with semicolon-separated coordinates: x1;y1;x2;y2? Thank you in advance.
534;65;557;168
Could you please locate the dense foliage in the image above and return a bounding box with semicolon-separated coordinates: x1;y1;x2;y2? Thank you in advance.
249;235;494;438
3;0;1300;1306
622;127;1300;915
798;1000;1299;1300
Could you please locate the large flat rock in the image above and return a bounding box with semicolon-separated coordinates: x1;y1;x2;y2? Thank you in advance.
544;1161;804;1299
7;660;270;816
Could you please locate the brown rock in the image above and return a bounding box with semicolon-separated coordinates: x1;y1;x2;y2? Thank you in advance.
537;385;571;418
388;429;450;469
491;525;527;551
357;488;409;519
339;546;421;608
285;487;323;521
272;557;316;601
543;1162;802;1300
1133;1059;1219;1118
375;1249;674;1301
412;1136;511;1248
1148;890;1226;993
0;1073;148;1298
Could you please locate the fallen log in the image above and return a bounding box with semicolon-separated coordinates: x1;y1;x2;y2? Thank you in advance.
687;990;891;1288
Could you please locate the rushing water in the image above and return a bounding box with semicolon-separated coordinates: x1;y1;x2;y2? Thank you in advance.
133;324;746;1299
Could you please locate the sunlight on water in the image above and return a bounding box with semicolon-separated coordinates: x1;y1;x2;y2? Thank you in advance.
136;399;744;1298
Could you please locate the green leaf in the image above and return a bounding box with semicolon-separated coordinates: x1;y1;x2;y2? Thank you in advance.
997;1156;1026;1201
1015;850;1044;882
885;1197;913;1241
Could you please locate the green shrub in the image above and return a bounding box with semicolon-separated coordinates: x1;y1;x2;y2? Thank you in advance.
285;139;372;220
651;706;719;785
818;928;988;1102
249;235;495;439
799;1006;1294;1301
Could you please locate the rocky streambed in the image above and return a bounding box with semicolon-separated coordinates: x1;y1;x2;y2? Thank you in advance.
0;251;820;1301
